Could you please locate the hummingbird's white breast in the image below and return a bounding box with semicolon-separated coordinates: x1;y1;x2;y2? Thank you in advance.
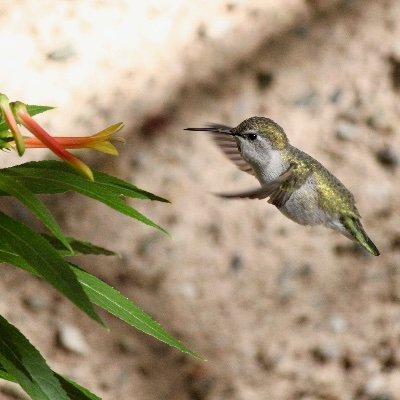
251;149;286;184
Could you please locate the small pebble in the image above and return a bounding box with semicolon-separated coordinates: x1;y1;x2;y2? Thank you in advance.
336;121;357;141
230;254;244;272
23;295;50;312
363;375;393;400
328;315;348;333
389;55;400;91
293;25;309;37
57;324;89;355
255;71;273;91
277;265;296;304
391;235;400;250
256;346;283;371
47;45;76;61
11;203;33;225
366;113;394;134
329;88;343;104
136;234;160;256
297;263;313;279
180;283;198;299
293;91;317;107
375;146;400;168
278;286;295;304
118;336;139;355
185;366;213;400
207;223;222;244
311;342;341;363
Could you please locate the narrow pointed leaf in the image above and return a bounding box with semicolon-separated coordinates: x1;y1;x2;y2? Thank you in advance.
0;172;72;252
0;314;69;400
1;161;168;233
0;367;15;382
0;251;202;360
40;233;116;257
0;361;102;399
72;265;202;359
26;104;55;116
56;374;101;400
0;104;54;132
0;212;102;324
4;161;169;202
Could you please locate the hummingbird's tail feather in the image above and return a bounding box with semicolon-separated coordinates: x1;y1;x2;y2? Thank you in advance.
341;216;380;256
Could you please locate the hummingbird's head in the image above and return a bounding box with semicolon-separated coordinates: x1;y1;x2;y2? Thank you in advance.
230;117;289;165
185;116;289;165
232;116;288;150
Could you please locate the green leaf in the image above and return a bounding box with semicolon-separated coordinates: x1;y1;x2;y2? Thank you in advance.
72;265;202;359
56;374;101;400
41;233;116;257
26;104;55;116
0;362;102;400
0;172;72;253
0;366;15;382
0;248;29;271
0;250;202;360
4;160;168;202
0;104;54;132
0;314;69;400
1;161;168;234
0;212;102;324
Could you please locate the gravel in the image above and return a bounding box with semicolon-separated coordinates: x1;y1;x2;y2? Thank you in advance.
57;324;89;355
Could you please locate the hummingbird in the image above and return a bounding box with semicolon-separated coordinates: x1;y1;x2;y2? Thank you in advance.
185;116;380;256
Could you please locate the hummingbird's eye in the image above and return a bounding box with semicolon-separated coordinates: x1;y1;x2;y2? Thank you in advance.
247;133;258;141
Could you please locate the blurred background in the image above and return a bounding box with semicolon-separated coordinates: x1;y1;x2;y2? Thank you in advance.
0;0;400;399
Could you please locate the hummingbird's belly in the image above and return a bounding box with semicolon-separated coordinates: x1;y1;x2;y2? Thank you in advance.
253;154;333;226
279;179;329;226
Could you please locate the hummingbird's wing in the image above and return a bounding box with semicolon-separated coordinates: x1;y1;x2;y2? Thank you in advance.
207;123;255;176
218;163;306;208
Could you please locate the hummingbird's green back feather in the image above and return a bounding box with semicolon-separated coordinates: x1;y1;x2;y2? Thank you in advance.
282;147;360;219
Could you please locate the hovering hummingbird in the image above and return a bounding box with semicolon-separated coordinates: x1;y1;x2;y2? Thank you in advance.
185;116;380;256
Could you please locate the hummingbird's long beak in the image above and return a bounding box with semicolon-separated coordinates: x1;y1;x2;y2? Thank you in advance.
184;123;236;136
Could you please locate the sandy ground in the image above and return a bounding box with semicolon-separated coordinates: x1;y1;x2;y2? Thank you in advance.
1;0;400;399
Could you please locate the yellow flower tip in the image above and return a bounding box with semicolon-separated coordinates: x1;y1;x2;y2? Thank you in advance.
15;142;25;156
87;141;119;156
91;122;124;140
85;122;125;155
69;158;94;181
113;121;125;133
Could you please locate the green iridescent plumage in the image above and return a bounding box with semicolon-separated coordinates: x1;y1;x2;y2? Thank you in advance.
281;147;360;219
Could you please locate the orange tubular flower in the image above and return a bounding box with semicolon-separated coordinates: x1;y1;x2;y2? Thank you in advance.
13;102;94;180
22;123;125;155
13;102;124;181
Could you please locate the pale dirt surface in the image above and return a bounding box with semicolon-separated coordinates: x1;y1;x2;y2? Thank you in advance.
0;1;400;399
